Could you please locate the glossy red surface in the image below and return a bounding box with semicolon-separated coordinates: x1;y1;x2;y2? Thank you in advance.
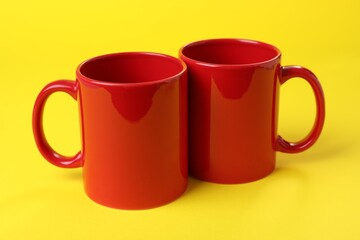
180;39;325;184
33;52;188;209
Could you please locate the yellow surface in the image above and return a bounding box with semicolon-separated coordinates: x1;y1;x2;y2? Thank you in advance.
1;0;360;239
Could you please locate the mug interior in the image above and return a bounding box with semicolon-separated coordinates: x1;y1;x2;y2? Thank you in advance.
181;39;280;65
79;52;185;84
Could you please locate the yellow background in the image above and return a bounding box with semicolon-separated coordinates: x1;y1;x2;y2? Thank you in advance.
1;0;360;239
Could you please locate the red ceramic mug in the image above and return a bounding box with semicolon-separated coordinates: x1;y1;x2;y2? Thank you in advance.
179;39;325;184
33;52;188;209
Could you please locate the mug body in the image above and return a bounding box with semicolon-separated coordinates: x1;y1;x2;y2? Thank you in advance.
76;52;188;209
180;39;281;183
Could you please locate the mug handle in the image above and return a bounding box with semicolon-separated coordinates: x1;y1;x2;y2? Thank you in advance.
276;66;325;153
32;80;83;168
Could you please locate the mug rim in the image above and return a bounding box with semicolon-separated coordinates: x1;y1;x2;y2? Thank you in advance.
76;52;187;86
179;38;282;68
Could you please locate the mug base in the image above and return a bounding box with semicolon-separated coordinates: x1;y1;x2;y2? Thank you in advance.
84;184;188;210
190;166;275;184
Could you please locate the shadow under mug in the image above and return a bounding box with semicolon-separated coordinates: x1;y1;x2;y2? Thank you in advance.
33;52;188;209
179;39;325;184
